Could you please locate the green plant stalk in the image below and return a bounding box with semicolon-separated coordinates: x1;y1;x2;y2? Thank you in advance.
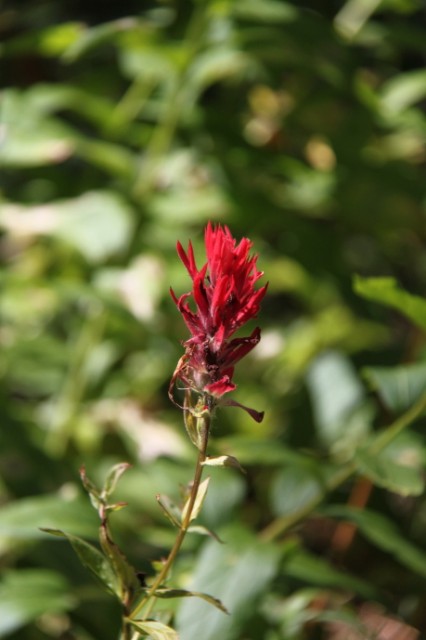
129;414;211;624
260;389;426;543
46;304;106;457
132;1;209;197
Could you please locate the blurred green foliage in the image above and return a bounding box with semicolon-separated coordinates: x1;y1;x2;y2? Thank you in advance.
1;0;426;638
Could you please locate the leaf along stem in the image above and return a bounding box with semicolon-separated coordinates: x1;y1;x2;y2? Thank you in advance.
129;413;211;624
260;389;426;543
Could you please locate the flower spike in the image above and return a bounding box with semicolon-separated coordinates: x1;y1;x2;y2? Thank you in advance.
171;223;267;421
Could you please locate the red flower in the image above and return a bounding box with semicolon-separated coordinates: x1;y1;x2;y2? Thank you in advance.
170;223;267;422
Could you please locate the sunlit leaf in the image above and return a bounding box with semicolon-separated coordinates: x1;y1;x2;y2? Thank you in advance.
181;477;210;524
381;69;426;114
128;619;178;640
63;17;139;61
1;192;134;263
202;455;245;474
354;276;426;330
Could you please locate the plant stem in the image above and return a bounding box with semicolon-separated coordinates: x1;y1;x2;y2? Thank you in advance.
259;464;355;543
260;390;426;543
120;617;131;640
129;414;210;621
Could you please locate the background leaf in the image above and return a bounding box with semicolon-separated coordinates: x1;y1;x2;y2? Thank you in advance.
354;276;426;330
325;506;426;579
0;570;74;637
175;527;281;640
364;362;426;412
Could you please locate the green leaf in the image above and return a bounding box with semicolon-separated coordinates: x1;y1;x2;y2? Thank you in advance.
156;494;182;528
37;22;84;56
154;588;228;614
355;447;424;496
284;547;376;599
186;48;253;104
354;275;426;330
270;464;326;518
181;477;210;524
194;467;245;529
232;0;298;23
306;351;371;452
364;362;426;412
80;465;102;511
175;527;282;640
99;523;139;600
0;117;76;167
325;506;426;578
102;462;131;499
187;525;223;544
41;528;118;596
54;191;134;263
0;494;98;541
1;191;134;263
128;619;178;640
381;69;426;114
202;455;246;474
63;18;139;62
0;569;74;637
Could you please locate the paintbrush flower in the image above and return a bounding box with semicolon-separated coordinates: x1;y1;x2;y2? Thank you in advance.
170;223;267;421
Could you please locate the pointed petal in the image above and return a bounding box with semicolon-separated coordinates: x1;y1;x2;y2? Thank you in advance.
222;398;264;423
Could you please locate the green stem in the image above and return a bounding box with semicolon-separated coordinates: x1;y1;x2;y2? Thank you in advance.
46;303;105;457
120;618;131;640
260;464;355;543
369;389;426;455
129;415;210;621
260;390;426;543
132;2;208;197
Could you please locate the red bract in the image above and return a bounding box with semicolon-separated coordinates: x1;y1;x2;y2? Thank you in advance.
170;223;267;422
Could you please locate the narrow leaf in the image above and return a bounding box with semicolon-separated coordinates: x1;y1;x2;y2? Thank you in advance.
354;275;426;330
156;494;182;528
285;547;376;599
187;525;224;543
325;506;426;578
154;588;228;614
99;523;139;599
128;619;178;640
41;528;118;595
79;466;101;510
202;455;246;474
103;462;131;499
181;477;210;524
